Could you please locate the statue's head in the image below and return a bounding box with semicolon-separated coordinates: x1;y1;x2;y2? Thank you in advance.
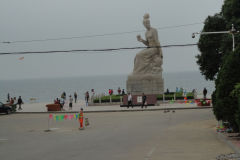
143;13;151;30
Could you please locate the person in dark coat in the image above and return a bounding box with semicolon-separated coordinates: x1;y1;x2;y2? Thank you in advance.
141;93;147;108
203;88;207;99
17;96;23;110
121;89;125;95
74;92;77;103
85;91;89;106
7;93;10;102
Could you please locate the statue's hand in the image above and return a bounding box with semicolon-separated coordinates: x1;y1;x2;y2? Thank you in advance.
137;35;142;42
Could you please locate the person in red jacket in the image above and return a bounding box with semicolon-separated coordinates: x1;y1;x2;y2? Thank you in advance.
118;87;121;95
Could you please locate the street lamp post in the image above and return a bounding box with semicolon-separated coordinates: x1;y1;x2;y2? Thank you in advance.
192;24;239;51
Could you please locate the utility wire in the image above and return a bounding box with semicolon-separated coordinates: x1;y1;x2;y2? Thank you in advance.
1;22;203;44
0;43;197;55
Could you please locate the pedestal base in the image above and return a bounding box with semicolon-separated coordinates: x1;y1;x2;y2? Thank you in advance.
126;74;164;95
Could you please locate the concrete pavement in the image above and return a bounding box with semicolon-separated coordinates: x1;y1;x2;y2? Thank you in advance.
0;109;233;160
16;99;211;113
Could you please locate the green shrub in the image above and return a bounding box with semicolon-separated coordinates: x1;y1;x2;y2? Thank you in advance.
213;48;240;131
93;95;122;103
157;92;193;100
93;92;194;103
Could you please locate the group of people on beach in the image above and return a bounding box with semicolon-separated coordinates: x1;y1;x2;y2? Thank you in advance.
6;93;24;110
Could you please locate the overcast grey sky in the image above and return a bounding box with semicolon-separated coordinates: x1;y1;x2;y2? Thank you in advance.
0;0;224;80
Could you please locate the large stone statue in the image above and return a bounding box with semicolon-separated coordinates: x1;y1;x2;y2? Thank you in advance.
127;13;164;95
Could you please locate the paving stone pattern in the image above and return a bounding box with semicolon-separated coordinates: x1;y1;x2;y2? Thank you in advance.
216;153;240;160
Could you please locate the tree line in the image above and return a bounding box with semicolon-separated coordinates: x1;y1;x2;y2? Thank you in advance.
197;0;240;131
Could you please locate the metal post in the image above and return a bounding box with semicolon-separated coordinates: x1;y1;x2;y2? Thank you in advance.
48;115;50;131
192;24;239;52
231;24;236;52
232;33;235;52
45;114;51;132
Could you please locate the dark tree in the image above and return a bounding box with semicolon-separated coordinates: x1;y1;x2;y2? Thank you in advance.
197;0;240;80
213;47;240;131
196;14;227;80
231;83;240;130
197;0;240;130
222;0;240;26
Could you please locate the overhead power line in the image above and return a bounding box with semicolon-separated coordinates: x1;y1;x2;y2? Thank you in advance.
0;43;197;55
1;22;203;44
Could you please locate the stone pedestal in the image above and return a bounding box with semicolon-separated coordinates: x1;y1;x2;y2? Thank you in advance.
127;74;164;95
122;94;157;106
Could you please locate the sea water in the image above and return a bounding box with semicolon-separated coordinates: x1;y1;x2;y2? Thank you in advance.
0;71;214;103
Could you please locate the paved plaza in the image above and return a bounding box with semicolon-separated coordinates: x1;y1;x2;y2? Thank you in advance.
0;108;233;160
16;99;208;113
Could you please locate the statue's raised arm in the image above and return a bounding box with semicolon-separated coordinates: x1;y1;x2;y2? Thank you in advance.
136;35;147;46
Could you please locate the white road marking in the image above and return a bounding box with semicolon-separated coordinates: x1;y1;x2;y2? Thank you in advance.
145;146;157;160
0;138;8;141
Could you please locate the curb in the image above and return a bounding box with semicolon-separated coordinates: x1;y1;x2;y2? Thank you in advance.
13;106;212;114
217;132;240;154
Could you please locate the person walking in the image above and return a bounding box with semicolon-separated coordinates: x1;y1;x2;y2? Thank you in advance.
127;92;133;108
166;88;169;94
17;96;23;110
121;89;125;95
85;91;89;106
141;93;147;108
60;98;65;111
61;92;66;100
69;95;73;110
74;92;77;103
203;88;207;99
91;89;95;103
7;93;10;102
61;92;64;100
